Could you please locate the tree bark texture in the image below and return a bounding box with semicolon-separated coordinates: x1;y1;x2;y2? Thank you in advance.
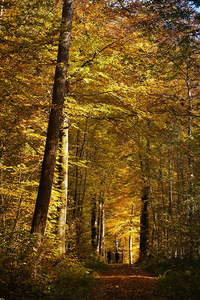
31;0;74;236
58;116;69;255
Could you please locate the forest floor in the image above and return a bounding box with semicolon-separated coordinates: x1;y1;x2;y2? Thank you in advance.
87;263;167;300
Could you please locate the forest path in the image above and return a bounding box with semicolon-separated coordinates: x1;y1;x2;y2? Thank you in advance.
87;263;167;300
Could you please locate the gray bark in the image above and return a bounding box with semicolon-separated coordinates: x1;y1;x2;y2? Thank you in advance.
58;116;69;255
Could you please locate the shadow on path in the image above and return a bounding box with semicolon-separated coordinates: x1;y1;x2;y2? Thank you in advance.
87;264;167;300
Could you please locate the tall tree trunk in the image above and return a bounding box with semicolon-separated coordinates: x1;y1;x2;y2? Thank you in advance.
129;205;134;264
129;235;133;264
31;0;74;237
187;70;194;209
139;141;150;260
96;181;106;257
91;195;97;249
97;188;105;256
186;69;195;255
0;143;5;227
73;128;80;218
58;116;69;255
168;144;173;219
76;167;87;245
73;118;88;218
101;205;105;258
140;185;150;259
97;199;102;255
76;118;88;237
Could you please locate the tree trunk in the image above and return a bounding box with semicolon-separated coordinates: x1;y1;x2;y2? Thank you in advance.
186;69;195;255
129;235;133;264
97;200;102;255
97;192;105;256
101;205;105;258
73;128;80;218
139;141;150;260
140;185;150;259
91;195;97;249
0;143;5;227
31;0;74;237
168;143;173;219
129;205;134;264
76;118;88;241
58;116;69;255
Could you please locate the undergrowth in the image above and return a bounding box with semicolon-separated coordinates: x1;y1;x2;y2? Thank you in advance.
0;232;107;300
141;256;200;299
0;255;106;300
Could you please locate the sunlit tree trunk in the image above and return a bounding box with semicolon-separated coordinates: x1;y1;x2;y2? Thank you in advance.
0;0;4;18
97;200;102;255
129;205;134;264
30;0;74;277
58;116;69;255
101;206;105;258
31;0;73;237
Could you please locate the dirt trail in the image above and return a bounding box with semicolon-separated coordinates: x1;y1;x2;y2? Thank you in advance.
87;264;167;300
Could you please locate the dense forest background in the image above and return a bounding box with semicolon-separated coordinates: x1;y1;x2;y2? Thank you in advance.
0;0;200;299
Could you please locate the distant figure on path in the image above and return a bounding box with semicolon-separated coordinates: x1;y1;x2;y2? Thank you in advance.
115;251;119;263
107;251;111;263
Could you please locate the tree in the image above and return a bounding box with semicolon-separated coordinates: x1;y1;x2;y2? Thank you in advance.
31;0;74;237
0;0;59;240
58;116;69;255
139;141;150;260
